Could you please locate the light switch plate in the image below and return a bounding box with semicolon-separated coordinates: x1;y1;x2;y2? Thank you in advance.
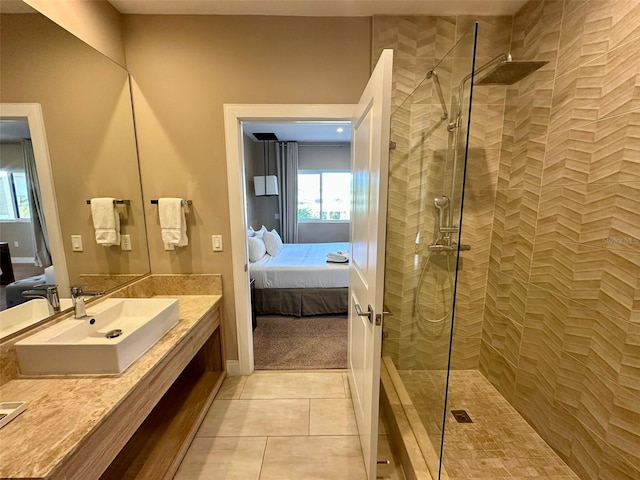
71;235;83;252
121;234;132;251
212;235;223;251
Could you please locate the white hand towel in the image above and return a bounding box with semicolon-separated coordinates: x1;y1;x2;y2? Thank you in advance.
91;198;120;246
159;198;188;249
327;251;349;263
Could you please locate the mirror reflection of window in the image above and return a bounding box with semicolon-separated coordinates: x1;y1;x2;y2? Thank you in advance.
0;171;30;220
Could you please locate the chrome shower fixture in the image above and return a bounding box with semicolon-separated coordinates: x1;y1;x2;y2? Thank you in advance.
433;196;450;229
475;53;549;85
426;70;449;120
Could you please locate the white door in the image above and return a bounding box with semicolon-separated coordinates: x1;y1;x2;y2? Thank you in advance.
348;49;392;479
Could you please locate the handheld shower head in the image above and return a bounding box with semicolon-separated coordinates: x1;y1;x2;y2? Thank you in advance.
434;196;449;228
434;196;449;209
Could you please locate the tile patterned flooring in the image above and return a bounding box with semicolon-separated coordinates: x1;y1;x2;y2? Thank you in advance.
174;371;401;480
399;369;580;479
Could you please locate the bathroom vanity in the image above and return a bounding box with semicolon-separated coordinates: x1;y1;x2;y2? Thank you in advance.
0;275;225;480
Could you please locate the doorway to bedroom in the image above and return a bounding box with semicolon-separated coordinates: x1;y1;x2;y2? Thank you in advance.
242;121;352;370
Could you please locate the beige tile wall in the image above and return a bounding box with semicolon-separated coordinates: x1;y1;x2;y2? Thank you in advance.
374;15;512;370
481;1;640;479
376;2;639;478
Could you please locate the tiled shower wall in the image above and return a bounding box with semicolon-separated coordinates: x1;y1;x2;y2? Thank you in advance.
374;15;512;369
481;1;640;479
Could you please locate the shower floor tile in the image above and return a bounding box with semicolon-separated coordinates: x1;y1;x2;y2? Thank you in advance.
398;369;580;479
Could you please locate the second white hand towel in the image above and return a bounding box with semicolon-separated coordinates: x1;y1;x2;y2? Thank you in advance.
91;197;120;246
159;198;188;249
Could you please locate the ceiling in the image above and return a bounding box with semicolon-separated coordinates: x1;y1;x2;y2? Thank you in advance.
243;122;351;143
107;0;528;16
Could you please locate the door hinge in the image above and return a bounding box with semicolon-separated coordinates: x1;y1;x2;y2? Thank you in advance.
389;141;396;150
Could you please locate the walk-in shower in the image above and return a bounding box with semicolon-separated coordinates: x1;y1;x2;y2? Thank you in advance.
379;22;567;480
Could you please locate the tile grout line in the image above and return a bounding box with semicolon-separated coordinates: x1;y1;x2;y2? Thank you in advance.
307;398;311;436
258;436;269;480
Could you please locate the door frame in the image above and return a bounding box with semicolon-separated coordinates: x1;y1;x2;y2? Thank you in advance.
224;104;355;375
0;103;69;295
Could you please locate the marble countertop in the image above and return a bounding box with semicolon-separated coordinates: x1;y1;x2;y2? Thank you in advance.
0;294;221;479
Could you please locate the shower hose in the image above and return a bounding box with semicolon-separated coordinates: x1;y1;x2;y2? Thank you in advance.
414;250;454;324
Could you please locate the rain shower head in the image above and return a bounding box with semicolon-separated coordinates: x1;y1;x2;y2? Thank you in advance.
475;57;549;85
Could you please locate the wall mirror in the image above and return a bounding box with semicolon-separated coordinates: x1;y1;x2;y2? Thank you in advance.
0;7;150;339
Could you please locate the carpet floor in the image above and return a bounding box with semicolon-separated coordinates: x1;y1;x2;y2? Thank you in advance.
253;314;348;370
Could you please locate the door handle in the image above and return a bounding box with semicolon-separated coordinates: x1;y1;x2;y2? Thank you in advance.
355;304;374;323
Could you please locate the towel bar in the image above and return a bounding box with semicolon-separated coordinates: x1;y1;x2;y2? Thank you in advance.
150;199;192;205
86;199;130;205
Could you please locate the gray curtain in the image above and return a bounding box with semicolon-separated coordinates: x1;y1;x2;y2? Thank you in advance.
22;139;52;268
275;141;299;243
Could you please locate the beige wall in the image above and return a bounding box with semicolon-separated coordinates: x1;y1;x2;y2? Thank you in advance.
123;15;372;360
24;0;126;67
298;223;349;243
481;1;640;478
0;13;150;286
1;223;34;259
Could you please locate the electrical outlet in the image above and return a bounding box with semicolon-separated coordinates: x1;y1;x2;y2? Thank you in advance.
121;234;132;251
212;235;223;252
13;241;19;248
71;235;83;252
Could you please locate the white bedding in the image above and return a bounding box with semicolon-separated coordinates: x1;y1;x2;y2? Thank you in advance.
250;242;349;289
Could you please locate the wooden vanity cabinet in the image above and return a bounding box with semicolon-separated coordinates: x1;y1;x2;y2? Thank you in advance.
94;302;225;480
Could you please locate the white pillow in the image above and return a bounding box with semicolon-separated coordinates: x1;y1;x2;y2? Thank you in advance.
254;225;268;238
247;236;267;262
263;229;283;257
247;226;255;237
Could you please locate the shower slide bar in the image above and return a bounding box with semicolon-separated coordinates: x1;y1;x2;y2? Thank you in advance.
426;70;449;120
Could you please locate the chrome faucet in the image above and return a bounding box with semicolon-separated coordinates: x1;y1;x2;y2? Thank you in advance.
70;286;103;318
21;284;61;313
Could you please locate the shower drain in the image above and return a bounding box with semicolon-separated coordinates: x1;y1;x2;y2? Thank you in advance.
451;410;473;423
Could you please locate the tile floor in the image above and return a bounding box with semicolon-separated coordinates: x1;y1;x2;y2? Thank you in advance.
174;371;399;480
399;370;580;479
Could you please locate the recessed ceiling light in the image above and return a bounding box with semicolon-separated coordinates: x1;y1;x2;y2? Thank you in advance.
336;127;344;133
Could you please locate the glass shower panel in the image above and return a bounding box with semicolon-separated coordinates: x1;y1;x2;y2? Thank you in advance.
382;23;477;480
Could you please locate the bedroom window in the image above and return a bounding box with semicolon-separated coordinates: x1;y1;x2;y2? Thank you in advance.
298;170;351;222
0;171;30;221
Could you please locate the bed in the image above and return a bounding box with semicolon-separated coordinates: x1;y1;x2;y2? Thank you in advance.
249;242;349;316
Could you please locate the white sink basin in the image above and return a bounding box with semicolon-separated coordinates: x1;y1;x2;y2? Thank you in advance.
0;298;73;340
15;298;179;375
